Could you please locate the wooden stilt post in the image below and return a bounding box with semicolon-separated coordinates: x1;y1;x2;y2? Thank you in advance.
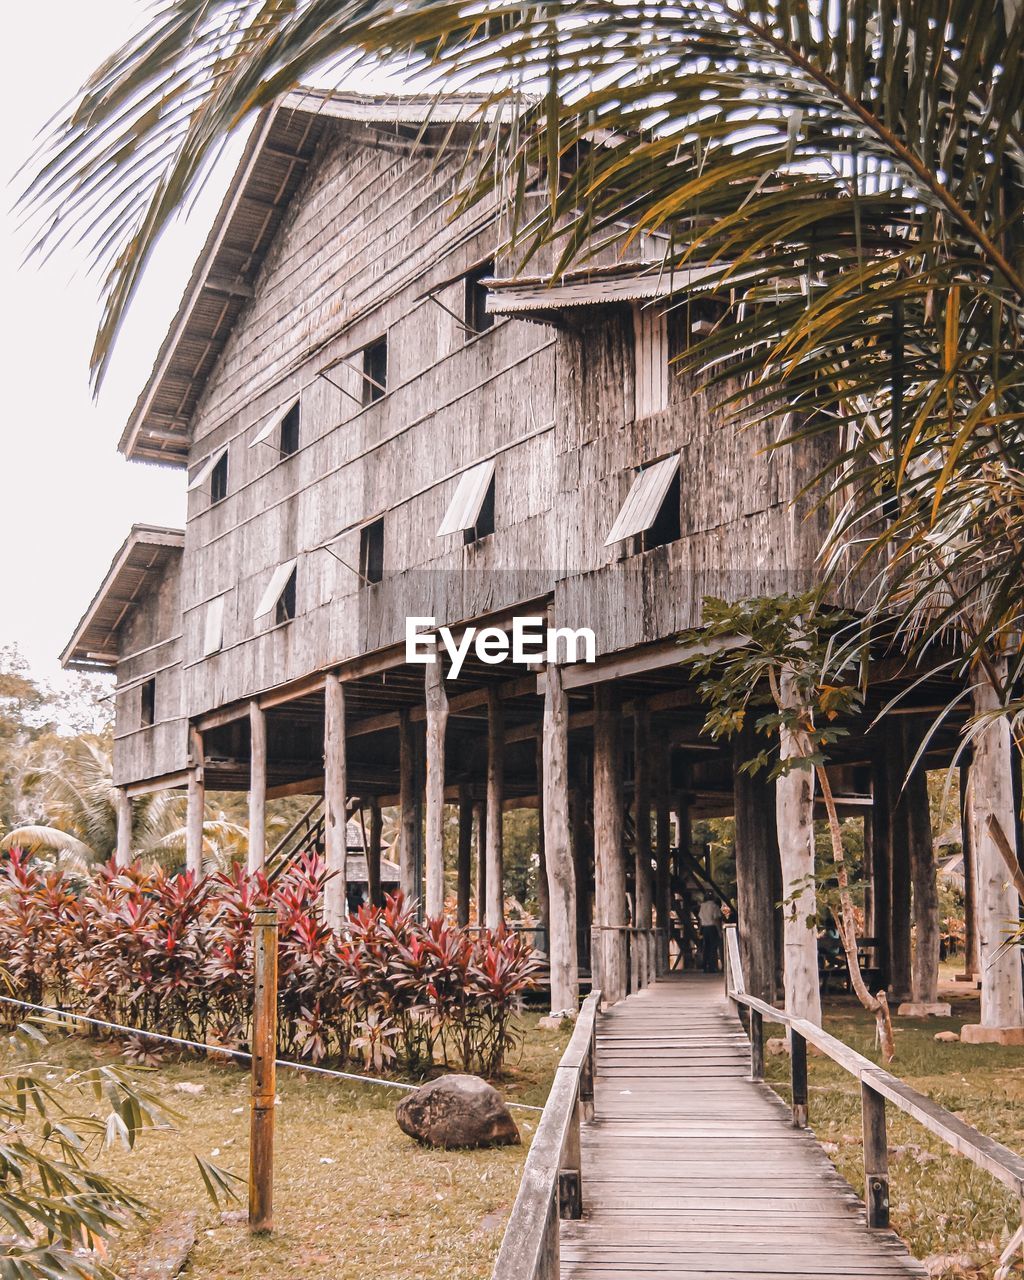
733;720;779;1002
543;662;578;1016
248;906;278;1234
633;701;654;931
186;725;205;878
870;744;893;991
248;702;267;875
367;798;383;908
963;662;1024;1038
474;799;487;924
457;786;473;927
535;734;550;953
886;728;913;1002
593;684;626;1004
655;747;671;974
424;652;448;919
114;787;132;867
906;721;941;1008
485;688;505;930
571;781;592;973
398;709;418;904
323;674;348;931
959;761;979;980
790;1028;808;1127
776;670;821;1026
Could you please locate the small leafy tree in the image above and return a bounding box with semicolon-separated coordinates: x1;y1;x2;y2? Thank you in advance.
680;593;895;1061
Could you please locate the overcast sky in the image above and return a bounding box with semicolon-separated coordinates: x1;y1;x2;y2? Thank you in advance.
1;2;234;690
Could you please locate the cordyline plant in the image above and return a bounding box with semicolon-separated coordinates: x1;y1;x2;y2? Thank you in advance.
679;593;895;1062
0;850;537;1079
0;1020;237;1280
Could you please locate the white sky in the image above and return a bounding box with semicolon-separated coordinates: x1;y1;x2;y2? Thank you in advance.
1;2;234;690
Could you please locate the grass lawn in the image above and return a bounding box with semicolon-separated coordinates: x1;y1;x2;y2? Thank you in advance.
765;972;1024;1278
23;1015;571;1280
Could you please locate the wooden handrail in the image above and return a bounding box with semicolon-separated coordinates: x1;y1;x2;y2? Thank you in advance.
722;923;1024;1277
491;991;601;1280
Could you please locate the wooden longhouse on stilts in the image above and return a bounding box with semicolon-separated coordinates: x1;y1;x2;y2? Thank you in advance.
60;89;1023;1037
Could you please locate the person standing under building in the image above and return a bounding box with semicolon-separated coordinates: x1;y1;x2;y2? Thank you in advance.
699;893;723;973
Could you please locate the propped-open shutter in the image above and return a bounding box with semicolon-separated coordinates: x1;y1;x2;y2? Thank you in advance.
249;399;297;448
436;459;496;537
604;455;680;546
186;445;228;492
203;595;226;656
254;559;298;619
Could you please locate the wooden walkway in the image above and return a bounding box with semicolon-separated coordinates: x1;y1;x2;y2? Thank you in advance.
560;974;926;1280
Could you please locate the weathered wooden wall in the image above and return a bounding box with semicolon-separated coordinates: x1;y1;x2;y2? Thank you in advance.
113;120;833;787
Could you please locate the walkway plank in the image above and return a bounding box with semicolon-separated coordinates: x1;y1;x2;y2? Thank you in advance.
560;975;926;1280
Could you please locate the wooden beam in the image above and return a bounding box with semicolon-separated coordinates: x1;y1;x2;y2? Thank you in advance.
424;651;449;918
398;708;418;902
248;702;267;874
323;674;348;930
485;688;505;929
114;788;133;867
543;662;578;1015
457;785;473;927
186;726;205;877
593;684;626;1003
367;798;383;909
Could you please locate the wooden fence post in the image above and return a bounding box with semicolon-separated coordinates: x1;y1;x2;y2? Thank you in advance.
790;1029;808;1128
249;907;278;1233
558;1095;583;1220
749;1009;764;1082
861;1081;890;1228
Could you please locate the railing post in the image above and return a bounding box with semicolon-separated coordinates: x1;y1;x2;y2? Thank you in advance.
558;1093;583;1220
590;926;602;1001
790;1028;808;1128
861;1080;890;1228
749;1008;764;1082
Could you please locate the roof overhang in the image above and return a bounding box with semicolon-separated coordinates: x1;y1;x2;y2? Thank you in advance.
61;526;185;671
119;90;496;468
485;263;715;321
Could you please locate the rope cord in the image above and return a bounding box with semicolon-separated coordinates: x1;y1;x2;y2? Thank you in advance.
0;994;543;1112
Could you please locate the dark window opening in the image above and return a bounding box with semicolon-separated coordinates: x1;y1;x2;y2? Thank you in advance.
360;517;385;585
140;678;156;728
640;469;681;552
464;473;496;544
210;451;229;503
279;402;300;457
362;337;388;405
275;567;297;625
465;261;495;337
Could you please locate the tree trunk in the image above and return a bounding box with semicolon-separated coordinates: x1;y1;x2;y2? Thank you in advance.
323;674;348;930
593;684;626;1003
424;654;448;919
968;667;1024;1030
543;663;579;1015
733;721;779;1002
775;669;822;1026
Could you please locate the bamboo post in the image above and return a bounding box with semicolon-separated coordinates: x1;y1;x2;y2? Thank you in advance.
485;688;505;929
323;673;348;930
249;907;278;1233
247;702;267;874
185;725;205;878
424;651;449;918
114;787;133;867
861;1081;890;1228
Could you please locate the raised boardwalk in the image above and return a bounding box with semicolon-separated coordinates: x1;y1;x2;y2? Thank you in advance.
560;974;926;1280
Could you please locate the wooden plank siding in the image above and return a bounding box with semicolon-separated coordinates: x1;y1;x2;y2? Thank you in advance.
104;110;835;788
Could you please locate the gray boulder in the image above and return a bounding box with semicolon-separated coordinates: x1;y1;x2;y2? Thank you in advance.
396;1074;520;1149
